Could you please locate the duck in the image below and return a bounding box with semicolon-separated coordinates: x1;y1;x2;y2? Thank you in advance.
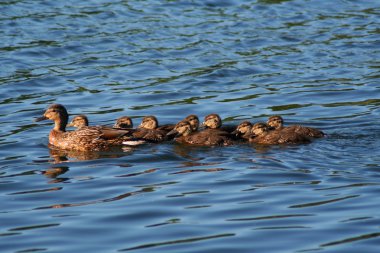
231;121;254;140
67;114;89;129
166;114;200;139
66;114;163;144
35;104;141;152
249;122;311;145
114;116;133;129
129;115;169;142
167;120;234;146
67;114;134;130
184;114;200;131
203;113;237;133
267;115;324;138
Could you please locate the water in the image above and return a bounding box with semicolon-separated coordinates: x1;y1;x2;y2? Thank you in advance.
1;0;380;252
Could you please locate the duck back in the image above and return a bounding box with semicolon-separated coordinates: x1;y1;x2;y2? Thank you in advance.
177;129;233;146
287;125;324;138
250;128;311;145
49;126;135;151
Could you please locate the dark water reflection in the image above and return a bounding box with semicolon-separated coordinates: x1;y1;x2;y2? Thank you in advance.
1;0;380;252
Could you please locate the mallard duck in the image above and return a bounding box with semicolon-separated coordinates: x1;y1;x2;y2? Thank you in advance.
67;115;89;129
68;114;134;130
267;115;324;138
184;114;199;131
203;113;236;133
167;120;234;146
124;115;169;142
231;121;253;140
114;116;133;129
249;122;311;145
35;104;143;151
203;114;222;129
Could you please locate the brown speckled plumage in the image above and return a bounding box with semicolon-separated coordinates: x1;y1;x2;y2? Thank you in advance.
231;121;253;140
168;120;233;146
135;115;170;142
267;115;324;138
36;104;137;152
114;116;133;129
249;122;311;145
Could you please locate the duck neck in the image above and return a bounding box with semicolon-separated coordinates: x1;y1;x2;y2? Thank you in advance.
53;117;67;132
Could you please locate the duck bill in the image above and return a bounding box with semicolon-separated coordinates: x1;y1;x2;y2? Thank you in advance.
202;122;209;128
231;130;239;136
35;116;48;122
166;129;179;137
66;123;74;127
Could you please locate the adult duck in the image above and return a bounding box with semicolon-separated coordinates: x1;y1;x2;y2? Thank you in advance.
35;104;141;151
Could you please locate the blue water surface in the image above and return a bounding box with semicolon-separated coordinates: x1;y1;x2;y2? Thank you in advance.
1;0;380;252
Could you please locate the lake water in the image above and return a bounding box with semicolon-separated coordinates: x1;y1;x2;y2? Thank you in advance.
1;0;380;252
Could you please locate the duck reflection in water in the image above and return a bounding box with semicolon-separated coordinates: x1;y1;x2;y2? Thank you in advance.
48;144;132;163
41;166;69;184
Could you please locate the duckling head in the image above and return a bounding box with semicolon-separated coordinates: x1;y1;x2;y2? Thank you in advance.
167;120;192;137
203;113;222;129
35;104;68;131
67;115;89;128
252;122;269;136
114;116;133;129
138;116;158;129
267;115;284;130
184;114;199;131
232;121;252;136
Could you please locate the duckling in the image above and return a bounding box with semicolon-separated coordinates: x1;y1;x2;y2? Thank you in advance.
132;115;169;142
114;116;133;129
67;115;89;129
203;113;236;133
168;120;233;146
203;114;222;129
249;122;311;145
184;114;200;131
267;115;324;138
68;114;135;133
35;104;140;152
231;121;253;140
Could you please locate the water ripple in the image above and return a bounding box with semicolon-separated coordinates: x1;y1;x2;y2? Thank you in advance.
0;0;379;252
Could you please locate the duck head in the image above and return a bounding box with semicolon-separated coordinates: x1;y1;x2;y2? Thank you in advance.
138;116;158;129
252;122;269;136
232;121;252;136
184;114;199;131
267;115;284;130
203;114;222;129
114;116;133;129
167;121;192;137
67;115;89;128
35;104;68;131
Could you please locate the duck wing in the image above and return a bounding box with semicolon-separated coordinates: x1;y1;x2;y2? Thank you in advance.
157;124;175;133
288;125;324;138
98;127;133;140
132;128;167;142
183;129;233;146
